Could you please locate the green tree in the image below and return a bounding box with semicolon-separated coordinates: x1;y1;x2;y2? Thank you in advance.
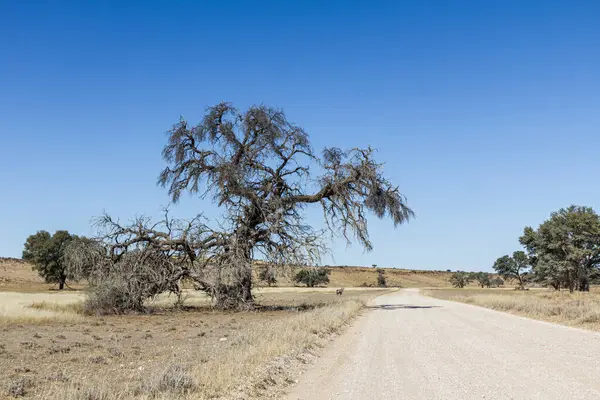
22;230;77;290
519;205;600;292
294;268;330;287
449;271;471;288
473;272;491;288
493;251;530;289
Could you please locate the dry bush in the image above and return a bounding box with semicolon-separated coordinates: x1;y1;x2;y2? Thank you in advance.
66;244;183;314
7;377;34;398
137;364;198;398
84;277;140;315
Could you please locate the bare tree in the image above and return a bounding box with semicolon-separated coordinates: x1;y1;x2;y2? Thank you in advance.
73;103;413;309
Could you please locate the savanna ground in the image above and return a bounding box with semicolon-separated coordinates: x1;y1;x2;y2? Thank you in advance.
1;258;397;400
10;257;600;398
424;287;600;331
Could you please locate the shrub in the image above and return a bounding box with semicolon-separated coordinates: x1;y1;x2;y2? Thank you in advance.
138;364;197;397
376;269;387;288
258;267;277;286
473;272;491;288
7;377;33;398
84;277;141;315
449;271;471;288
490;277;504;287
69;245;182;314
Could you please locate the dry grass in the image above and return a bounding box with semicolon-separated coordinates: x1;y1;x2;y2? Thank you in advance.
325;267;451;288
0;292;85;326
425;287;600;331
0;258;46;292
0;288;388;399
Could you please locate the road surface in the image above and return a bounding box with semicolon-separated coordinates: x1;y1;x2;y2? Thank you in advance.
285;289;600;400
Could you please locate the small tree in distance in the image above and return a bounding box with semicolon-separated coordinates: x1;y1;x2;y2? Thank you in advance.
490;277;504;288
258;266;277;287
493;251;530;289
473;272;491;288
294;268;330;287
22;230;78;290
449;271;471;288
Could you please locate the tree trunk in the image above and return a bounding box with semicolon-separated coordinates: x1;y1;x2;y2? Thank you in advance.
240;269;253;303
579;278;590;292
516;274;523;289
58;280;65;290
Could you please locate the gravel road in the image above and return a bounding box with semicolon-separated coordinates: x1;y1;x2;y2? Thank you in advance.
285;288;600;400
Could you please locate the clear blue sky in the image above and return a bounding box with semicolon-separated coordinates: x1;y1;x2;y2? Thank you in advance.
1;1;599;271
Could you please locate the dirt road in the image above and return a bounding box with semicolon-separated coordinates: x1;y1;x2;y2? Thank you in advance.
286;288;600;400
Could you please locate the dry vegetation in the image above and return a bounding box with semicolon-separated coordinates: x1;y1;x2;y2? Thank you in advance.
0;257;476;399
1;258;456;293
325;266;453;288
0;292;85;326
0;258;45;291
424;287;600;331
254;264;454;289
0;287;390;399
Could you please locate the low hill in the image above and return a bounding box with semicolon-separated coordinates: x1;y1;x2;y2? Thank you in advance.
267;265;455;288
328;266;454;288
0;257;45;290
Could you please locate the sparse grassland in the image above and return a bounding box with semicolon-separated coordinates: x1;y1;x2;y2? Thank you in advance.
0;287;391;399
1;258;457;294
257;265;455;289
424;287;600;331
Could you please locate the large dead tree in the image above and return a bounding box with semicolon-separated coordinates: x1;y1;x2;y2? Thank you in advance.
73;103;413;309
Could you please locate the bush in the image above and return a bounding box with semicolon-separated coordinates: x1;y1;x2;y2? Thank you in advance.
7;377;33;398
258;267;277;286
473;272;491;288
377;269;387;288
490;277;504;287
68;244;182;314
138;364;197;397
84;277;144;314
449;271;471;288
294;268;330;287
